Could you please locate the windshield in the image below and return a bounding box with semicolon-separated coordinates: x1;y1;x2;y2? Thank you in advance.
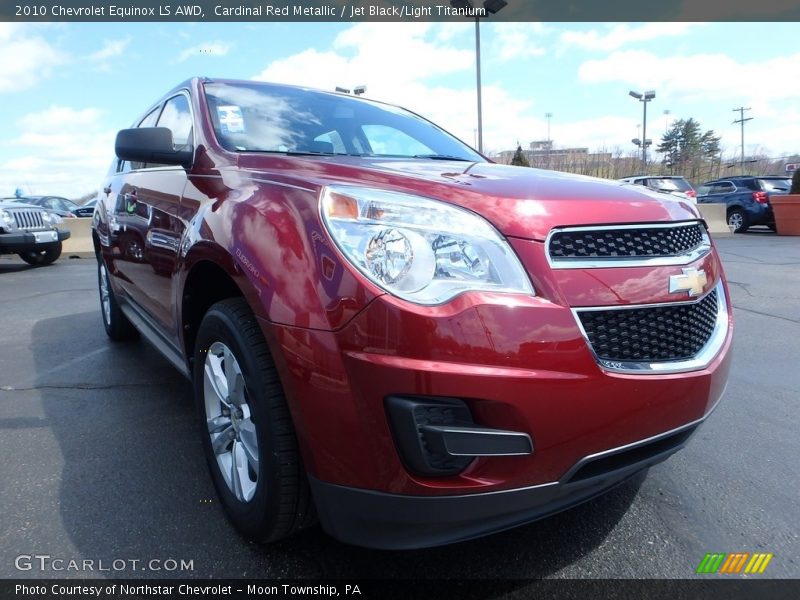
649;178;693;192
203;82;483;161
758;178;791;192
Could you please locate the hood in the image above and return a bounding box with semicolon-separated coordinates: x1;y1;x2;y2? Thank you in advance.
237;156;701;240
0;200;41;210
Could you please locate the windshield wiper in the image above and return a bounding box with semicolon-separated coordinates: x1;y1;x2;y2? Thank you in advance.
411;154;474;161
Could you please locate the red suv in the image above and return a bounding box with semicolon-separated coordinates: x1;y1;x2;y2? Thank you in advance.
93;78;732;549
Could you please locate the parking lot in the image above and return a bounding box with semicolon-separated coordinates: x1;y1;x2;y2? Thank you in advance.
0;232;797;581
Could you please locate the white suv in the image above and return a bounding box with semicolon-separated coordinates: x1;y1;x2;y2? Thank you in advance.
619;175;697;203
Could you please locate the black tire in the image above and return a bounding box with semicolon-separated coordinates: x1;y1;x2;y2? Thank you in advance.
18;242;62;266
97;259;137;340
193;298;315;542
727;208;749;233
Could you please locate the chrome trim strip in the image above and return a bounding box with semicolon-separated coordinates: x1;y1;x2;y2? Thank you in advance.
545;221;711;269
427;426;534;457
559;393;722;484
571;280;728;375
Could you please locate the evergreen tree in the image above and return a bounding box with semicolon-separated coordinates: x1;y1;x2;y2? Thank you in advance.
511;144;530;167
657;118;720;178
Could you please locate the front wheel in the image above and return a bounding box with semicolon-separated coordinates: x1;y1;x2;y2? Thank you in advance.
98;259;137;340
727;208;749;233
193;298;315;542
18;242;61;266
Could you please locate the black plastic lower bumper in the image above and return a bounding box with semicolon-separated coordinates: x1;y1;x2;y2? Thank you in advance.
0;229;70;253
310;419;703;549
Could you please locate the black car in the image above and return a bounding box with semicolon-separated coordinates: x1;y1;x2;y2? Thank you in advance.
696;176;791;232
17;195;80;219
73;199;97;217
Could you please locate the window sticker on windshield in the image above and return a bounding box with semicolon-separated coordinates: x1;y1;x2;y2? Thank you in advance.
217;105;245;134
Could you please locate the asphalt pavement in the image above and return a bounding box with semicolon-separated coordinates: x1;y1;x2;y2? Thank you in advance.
0;231;797;582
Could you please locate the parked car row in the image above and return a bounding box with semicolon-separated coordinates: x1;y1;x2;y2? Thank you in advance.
618;174;792;233
3;195;97;218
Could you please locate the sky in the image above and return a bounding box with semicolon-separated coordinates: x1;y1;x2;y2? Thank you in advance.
1;20;798;198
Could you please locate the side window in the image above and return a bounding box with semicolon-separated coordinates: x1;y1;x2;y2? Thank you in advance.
139;107;161;128
361;124;433;156
156;94;193;149
711;182;735;194
739;179;758;191
124;107;161;172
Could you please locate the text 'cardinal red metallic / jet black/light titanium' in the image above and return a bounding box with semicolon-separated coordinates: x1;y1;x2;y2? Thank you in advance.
92;78;731;549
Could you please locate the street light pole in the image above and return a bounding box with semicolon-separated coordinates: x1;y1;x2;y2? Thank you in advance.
629;90;656;173
474;15;483;153
545;112;553;144
451;0;507;154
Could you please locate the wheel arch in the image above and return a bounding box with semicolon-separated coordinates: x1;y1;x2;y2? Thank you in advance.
179;242;267;370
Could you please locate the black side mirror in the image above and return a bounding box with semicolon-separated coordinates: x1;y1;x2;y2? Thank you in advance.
115;127;193;169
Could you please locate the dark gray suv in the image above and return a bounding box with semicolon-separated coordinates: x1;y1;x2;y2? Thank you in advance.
0;198;70;265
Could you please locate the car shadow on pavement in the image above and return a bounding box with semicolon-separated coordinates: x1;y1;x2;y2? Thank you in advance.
32;311;641;581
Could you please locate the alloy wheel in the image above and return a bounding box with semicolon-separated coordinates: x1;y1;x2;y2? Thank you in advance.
203;341;260;502
99;263;111;325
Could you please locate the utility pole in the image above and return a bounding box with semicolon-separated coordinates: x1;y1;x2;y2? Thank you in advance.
732;107;752;175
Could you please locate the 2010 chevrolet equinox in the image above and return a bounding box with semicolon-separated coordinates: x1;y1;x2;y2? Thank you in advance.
93;78;732;549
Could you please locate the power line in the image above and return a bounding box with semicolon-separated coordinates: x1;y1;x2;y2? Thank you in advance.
732;107;753;174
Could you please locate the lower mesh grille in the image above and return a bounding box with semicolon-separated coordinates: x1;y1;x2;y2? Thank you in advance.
577;290;719;362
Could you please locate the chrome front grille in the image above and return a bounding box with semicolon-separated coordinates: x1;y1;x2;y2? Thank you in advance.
548;222;709;268
573;282;728;374
11;209;46;230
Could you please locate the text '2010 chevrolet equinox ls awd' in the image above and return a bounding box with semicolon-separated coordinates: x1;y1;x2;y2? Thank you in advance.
92;78;732;549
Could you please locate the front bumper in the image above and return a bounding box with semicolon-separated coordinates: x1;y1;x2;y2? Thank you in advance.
263;239;732;547
309;407;712;549
0;228;70;252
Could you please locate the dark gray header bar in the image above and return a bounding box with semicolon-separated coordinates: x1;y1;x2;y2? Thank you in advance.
3;0;800;22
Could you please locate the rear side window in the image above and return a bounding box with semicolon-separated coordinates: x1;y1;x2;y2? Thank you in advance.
758;178;791;192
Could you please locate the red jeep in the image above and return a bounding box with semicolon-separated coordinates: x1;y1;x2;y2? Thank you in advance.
93;78;732;549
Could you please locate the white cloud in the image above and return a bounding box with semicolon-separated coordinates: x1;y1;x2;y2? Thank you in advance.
0;24;65;94
489;23;549;61
578;50;800;105
560;23;699;52
176;41;231;62
254;23;473;92
0;106;114;198
89;37;131;62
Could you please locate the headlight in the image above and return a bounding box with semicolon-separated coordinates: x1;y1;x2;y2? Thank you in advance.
320;185;534;305
0;209;14;228
41;211;62;225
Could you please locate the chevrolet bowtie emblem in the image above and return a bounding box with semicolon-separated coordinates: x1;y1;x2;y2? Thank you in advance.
669;268;708;297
